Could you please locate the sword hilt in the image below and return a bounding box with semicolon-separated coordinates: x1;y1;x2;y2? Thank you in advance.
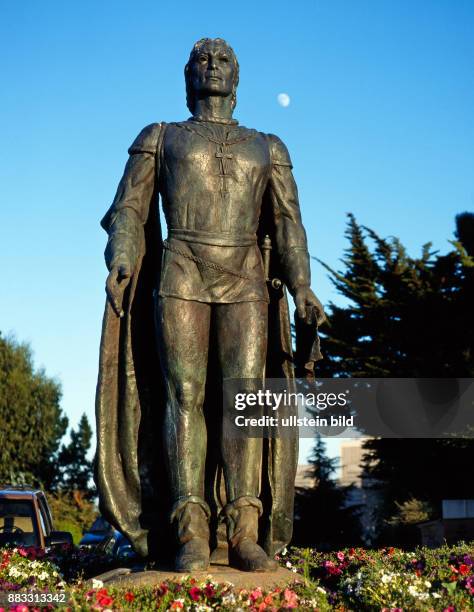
261;235;282;290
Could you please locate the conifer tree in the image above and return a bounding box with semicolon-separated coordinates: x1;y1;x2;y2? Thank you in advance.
57;413;94;497
293;435;361;548
314;213;474;532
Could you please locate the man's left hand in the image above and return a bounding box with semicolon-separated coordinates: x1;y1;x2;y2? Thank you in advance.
294;286;327;326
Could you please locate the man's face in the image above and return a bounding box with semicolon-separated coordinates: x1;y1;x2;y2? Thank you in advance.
189;42;235;99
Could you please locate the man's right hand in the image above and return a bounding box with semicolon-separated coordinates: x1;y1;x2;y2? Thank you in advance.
106;263;133;318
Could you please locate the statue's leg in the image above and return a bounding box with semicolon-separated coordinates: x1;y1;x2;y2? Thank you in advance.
215;300;267;500
155;295;211;571
215;300;277;571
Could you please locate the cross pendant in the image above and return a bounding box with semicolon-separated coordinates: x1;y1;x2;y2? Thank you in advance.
215;145;234;197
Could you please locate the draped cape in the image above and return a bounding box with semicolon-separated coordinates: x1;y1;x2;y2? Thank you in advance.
95;124;304;561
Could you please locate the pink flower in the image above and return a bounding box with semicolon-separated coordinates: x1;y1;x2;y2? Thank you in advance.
284;588;298;608
336;551;345;562
250;587;263;602
17;548;28;558
189;586;201;601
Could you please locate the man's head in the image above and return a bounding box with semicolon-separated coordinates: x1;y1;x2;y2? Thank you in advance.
185;38;239;114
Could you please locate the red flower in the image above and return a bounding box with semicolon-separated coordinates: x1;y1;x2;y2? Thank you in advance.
189;586;201;601
459;564;470;576
204;583;215;598
388;547;395;556
96;588;114;607
158;582;169;596
124;591;135;602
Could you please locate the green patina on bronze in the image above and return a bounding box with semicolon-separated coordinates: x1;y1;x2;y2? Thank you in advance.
95;38;325;571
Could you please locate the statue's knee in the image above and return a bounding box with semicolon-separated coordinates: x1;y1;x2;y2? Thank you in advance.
170;379;205;414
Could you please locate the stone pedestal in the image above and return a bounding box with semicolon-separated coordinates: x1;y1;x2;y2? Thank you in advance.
92;563;298;591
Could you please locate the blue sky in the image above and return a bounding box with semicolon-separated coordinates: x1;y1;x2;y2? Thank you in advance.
1;0;473;464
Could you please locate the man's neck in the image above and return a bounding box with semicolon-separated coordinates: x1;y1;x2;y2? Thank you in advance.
193;96;234;123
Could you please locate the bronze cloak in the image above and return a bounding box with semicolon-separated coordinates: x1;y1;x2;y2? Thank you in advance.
95;128;299;561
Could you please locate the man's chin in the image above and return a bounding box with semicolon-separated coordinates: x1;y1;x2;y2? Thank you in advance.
198;84;230;97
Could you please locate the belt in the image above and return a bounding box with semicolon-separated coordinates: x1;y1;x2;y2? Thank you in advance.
168;228;257;247
163;240;252;280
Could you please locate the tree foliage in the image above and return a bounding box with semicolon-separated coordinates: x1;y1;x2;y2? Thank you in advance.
0;333;68;487
314;213;474;533
293;435;361;549
316;212;473;378
57;413;94;497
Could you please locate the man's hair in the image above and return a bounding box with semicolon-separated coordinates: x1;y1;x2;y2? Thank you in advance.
184;38;240;114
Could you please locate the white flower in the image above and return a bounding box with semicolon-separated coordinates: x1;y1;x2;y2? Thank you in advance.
408;585;418;596
292;567;298;573
281;547;287;556
286;561;292;568
381;574;391;584
221;593;236;605
424;580;431;588
317;586;326;594
8;567;20;578
432;593;442;599
38;571;50;581
92;578;104;589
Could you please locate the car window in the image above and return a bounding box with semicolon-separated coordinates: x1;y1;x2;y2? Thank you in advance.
37;495;53;535
0;499;39;547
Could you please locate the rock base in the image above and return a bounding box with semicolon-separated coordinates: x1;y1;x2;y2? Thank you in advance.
92;563;298;591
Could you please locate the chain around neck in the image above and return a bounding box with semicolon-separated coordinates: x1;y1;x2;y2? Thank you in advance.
190;115;239;126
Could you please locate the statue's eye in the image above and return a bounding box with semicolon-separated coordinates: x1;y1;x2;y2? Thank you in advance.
220;56;229;63
198;55;208;62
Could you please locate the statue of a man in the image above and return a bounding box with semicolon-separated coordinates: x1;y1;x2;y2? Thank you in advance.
95;38;325;573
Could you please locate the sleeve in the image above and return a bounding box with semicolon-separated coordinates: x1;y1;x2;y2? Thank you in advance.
101;123;161;272
266;133;311;294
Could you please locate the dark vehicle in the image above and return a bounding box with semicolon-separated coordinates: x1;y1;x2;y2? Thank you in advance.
0;485;73;549
79;516;115;549
97;530;137;561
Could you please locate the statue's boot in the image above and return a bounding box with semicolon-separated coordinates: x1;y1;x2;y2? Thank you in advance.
171;496;210;572
223;496;278;572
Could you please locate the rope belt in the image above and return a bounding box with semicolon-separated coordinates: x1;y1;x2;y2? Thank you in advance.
168;228;257;247
162;240;252;280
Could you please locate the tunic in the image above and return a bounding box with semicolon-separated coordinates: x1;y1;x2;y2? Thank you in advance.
103;118;311;303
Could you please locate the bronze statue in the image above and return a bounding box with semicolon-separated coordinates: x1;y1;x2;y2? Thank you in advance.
95;38;325;572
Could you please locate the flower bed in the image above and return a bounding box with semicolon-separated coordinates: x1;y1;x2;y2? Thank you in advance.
282;542;474;610
0;543;474;610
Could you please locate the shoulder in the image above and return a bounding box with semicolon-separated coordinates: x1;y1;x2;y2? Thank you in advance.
128;122;163;155
264;133;293;167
